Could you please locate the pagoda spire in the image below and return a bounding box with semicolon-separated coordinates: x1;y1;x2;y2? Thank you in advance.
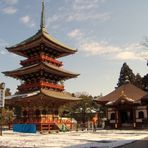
40;0;46;31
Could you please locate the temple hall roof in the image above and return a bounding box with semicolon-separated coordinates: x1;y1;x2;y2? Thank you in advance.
97;83;147;104
141;93;148;101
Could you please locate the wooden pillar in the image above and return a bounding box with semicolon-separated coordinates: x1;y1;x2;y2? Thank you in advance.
115;109;118;129
133;106;136;128
117;109;121;128
147;105;148;121
106;108;108;120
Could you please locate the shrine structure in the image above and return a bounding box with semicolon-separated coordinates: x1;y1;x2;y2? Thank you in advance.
3;0;80;132
97;83;148;129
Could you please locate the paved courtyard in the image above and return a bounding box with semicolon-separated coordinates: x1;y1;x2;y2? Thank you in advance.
0;130;148;148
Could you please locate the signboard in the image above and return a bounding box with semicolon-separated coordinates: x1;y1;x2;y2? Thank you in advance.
0;89;4;108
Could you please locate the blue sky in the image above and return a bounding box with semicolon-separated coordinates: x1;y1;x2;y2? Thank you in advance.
0;0;147;96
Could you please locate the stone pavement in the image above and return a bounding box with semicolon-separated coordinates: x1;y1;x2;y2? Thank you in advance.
118;137;148;148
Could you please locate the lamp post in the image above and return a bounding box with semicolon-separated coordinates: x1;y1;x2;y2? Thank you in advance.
0;82;5;136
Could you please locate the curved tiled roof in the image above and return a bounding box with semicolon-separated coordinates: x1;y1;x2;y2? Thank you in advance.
6;29;77;57
3;62;79;79
141;93;148;101
41;89;81;101
97;83;147;104
6;89;81;106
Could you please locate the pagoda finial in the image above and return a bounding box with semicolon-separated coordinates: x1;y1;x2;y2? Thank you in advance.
40;0;46;31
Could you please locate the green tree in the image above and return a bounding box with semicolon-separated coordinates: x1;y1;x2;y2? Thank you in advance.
142;74;148;92
134;73;143;89
1;108;14;127
117;62;135;87
59;93;100;125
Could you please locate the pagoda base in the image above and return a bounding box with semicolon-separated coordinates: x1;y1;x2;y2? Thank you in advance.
13;115;73;133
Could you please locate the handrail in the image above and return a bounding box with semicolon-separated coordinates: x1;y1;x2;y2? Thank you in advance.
18;81;64;91
20;55;63;67
14;118;73;125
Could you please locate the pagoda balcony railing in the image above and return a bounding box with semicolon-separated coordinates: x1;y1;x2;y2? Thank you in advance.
20;55;63;67
14;117;73;125
18;81;64;91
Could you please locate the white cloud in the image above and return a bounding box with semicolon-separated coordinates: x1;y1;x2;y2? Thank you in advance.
78;39;148;60
3;0;18;5
67;29;146;61
47;0;110;28
68;0;110;22
116;51;137;60
0;39;9;55
20;16;30;24
20;15;35;28
72;0;106;11
80;41;120;56
2;6;17;14
67;29;83;38
67;12;110;22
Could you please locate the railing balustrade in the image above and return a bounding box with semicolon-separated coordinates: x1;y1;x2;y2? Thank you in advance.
20;55;63;67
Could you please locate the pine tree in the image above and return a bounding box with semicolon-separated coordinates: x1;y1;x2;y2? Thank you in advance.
117;62;135;87
142;74;148;92
134;73;143;89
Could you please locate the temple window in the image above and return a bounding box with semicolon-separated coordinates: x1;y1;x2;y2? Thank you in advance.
138;111;144;119
110;113;116;120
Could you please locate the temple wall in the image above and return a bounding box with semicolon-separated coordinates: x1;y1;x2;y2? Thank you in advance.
136;108;147;119
106;105;148;129
108;110;115;120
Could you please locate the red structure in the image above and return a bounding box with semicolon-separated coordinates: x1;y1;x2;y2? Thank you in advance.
3;0;80;132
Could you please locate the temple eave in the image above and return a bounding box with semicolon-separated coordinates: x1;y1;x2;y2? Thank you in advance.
2;62;79;79
6;31;77;57
6;89;81;106
97;83;147;103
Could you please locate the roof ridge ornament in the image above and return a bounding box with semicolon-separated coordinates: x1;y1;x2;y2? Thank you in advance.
120;90;126;97
40;0;47;32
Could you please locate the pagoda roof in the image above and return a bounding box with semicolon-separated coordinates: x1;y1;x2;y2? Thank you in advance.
5;0;77;58
3;62;79;79
97;83;147;105
6;29;77;58
41;89;80;101
6;89;81;106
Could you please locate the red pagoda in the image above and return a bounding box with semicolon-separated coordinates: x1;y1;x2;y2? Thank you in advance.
3;0;80;132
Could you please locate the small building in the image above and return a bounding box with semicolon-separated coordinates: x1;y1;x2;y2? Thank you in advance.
97;83;148;129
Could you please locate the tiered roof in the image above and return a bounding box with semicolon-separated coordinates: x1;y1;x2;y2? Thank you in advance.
3;0;81;102
6;89;80;107
6;29;77;58
6;89;80;101
3;62;79;79
97;83;148;105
